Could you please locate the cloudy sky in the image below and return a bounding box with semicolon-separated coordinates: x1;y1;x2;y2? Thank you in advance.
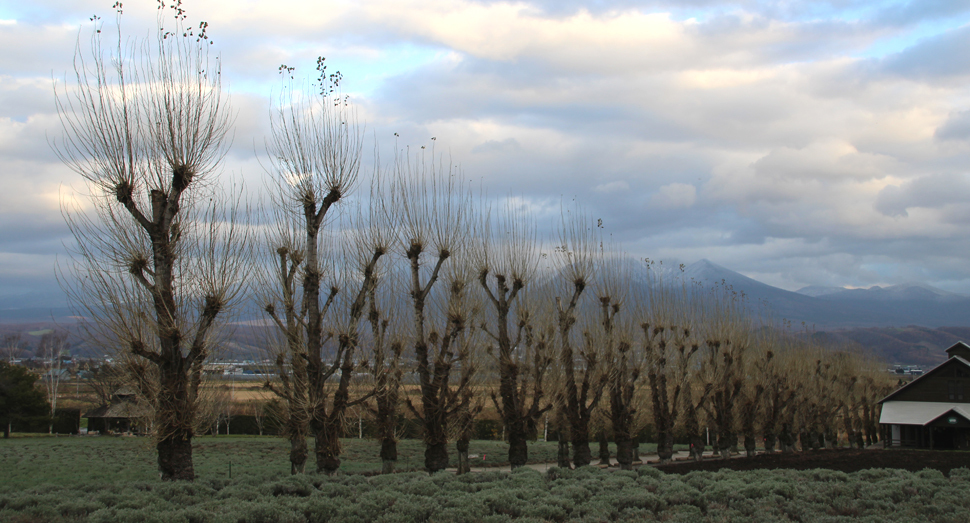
4;0;970;304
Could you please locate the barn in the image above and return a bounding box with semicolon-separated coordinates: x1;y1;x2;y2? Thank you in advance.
879;341;970;449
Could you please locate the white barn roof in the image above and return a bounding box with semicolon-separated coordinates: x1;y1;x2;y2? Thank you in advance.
880;401;970;426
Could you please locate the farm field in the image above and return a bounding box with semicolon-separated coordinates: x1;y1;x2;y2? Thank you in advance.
3;437;970;522
0;436;572;488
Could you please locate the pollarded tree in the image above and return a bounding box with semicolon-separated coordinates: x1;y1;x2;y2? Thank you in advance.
261;69;389;473
856;361;894;446
57;5;247;480
638;263;701;464
393;152;480;473
699;283;751;459
364;274;406;474
594;250;640;470
752;331;798;453
552;208;606;468
738;331;772;458
476;200;553;469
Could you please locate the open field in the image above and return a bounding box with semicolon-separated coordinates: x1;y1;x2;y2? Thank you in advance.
0;436;689;488
3;437;970;522
0;436;568;488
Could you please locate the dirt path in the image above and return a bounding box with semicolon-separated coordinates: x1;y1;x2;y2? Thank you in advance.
655;448;970;476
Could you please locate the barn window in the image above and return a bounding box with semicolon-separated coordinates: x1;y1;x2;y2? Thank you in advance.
949;380;965;401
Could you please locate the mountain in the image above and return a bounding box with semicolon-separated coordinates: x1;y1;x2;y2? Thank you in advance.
796;282;964;302
682;260;970;329
0;290;75;323
815;326;970;366
795;285;847;298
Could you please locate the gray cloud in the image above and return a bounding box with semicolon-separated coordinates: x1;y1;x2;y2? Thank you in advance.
936;110;970;141
875;173;970;218
880;25;970;81
4;0;970;300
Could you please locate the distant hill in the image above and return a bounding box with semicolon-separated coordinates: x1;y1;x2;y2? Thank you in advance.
7;260;970;365
814;326;970;366
796;282;965;302
683;259;970;329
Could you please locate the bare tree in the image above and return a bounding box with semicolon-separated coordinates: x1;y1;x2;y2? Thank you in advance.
364;276;405;473
310;225;387;474
56;6;246;480
476;201;552;469
403;262;483;473
856;363;894;446
1;333;24;363
698;283;750;459
638;263;700;464
453;357;485;475
595;252;641;470
38;331;69;433
738;331;773;458
260;62;387;474
551;208;605;468
248;398;267;436
752;332;798;453
393;156;479;473
88;361;126;406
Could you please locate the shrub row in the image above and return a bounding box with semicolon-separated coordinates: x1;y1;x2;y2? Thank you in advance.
2;466;969;522
10;409;81;435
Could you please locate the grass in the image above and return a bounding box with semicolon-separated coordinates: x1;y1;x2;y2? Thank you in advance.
0;436;688;489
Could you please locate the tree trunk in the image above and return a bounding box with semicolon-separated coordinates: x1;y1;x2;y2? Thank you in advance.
597;429;611;466
425;440;449;473
763;433;777;453
380;438;397;474
557;438;571;468
314;421;341;474
157;432;194;481
496;296;531;470
779;425;794;453
4;422;9;439
615;438;633;470
508;422;528;469
717;432;735;459
632;439;641;463
571;432;592;467
744;434;757;457
612;418;634;469
657;430;674;464
156;358;196;481
456;437;470;475
824;427;837;449
289;434;308;474
689;435;704;462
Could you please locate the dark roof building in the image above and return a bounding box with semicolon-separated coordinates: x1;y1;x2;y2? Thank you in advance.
83;386;150;434
879;341;970;449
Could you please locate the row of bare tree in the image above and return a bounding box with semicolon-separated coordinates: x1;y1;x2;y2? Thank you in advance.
54;8;896;481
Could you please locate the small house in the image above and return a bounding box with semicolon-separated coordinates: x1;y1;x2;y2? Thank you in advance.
83;386;151;434
879;341;970;449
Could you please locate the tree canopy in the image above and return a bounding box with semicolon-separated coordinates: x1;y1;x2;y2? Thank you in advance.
0;362;49;438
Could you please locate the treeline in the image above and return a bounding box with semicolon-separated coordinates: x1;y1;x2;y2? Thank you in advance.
54;5;897;481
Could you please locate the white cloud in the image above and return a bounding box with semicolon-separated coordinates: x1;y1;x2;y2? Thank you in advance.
650;183;696;209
